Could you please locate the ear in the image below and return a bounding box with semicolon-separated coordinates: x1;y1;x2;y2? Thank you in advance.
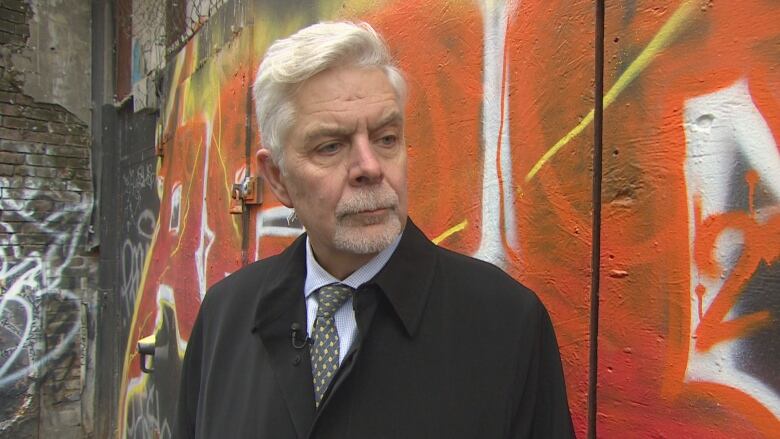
256;148;293;208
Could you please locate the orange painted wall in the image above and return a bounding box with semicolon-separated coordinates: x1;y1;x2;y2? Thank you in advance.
599;1;780;436
116;1;779;437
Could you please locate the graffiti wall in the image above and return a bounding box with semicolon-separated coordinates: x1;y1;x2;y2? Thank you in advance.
0;135;95;436
598;0;780;436
114;0;779;437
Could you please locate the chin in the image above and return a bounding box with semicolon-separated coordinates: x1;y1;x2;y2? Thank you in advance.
332;216;402;254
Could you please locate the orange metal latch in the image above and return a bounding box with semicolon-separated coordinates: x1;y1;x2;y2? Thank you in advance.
230;176;264;214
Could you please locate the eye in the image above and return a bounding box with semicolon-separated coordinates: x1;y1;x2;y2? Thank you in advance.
316;142;342;155
377;135;398;147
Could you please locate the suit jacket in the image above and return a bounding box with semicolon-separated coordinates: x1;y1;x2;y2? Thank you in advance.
175;219;574;438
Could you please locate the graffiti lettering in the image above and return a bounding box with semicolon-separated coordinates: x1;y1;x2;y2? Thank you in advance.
0;188;92;432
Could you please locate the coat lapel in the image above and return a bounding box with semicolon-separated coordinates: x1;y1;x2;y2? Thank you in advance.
252;235;316;438
371;220;438;337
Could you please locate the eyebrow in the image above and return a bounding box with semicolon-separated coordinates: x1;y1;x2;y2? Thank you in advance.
368;110;404;132
303;125;351;146
303;110;404;146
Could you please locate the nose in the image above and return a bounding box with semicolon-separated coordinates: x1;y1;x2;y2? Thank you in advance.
349;136;382;185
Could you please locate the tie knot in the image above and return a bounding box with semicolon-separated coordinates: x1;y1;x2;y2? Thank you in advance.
316;284;353;318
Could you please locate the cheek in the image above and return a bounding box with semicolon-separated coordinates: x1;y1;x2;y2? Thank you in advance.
387;164;408;194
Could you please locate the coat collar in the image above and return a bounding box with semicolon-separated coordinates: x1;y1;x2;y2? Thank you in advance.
252;232;308;331
368;219;438;338
253;218;438;338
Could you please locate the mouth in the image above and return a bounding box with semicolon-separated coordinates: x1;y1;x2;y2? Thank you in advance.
358;207;389;215
338;206;395;224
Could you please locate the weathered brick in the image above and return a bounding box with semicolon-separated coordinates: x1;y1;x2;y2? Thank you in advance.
0;77;16;92
2;116;46;131
0;175;23;187
0;163;13;175
67;122;87;134
63;134;89;147
0;199;55;213
0;198;20;210
55;111;84;126
54;200;91;212
1;0;29;13
0;18;16;36
2;188;81;202
0;139;45;153
45;121;77;135
21;130;67;144
0;150;25;164
15;176;69;190
0;102;22;116
1;187;36;199
0;126;24;140
55;167;75;179
0;244;46;255
20;222;50;234
20;106;58;121
14;234;55;245
15;165;57;178
25;154;88;169
6;212;50;226
60;266;90;278
0;8;26;24
72;169;91;181
0;210;23;221
0;91;20;103
44;144;88;158
56;276;76;289
53;190;87;203
66;179;91;192
0;233;17;245
0;29;24;46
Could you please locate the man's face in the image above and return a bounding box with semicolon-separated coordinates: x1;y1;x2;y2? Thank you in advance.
261;65;408;275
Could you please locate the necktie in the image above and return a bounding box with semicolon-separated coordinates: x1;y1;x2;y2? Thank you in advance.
311;283;353;407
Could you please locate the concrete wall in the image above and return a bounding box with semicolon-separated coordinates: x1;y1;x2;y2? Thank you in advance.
69;0;780;437
12;0;92;125
0;0;96;437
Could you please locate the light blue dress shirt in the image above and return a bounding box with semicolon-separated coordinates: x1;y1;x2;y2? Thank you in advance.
304;234;402;365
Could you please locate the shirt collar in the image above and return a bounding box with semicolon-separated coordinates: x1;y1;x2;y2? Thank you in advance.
304;232;402;297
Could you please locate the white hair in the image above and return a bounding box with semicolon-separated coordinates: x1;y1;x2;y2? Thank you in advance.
252;21;407;170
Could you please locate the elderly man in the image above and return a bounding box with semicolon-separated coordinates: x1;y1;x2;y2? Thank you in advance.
175;21;574;438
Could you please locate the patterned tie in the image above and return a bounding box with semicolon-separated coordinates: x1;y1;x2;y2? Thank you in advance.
311;283;354;407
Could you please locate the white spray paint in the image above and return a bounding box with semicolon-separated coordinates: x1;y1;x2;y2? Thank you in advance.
254;206;305;261
683;77;780;419
195;120;215;300
0;191;92;426
474;0;520;266
121;209;156;329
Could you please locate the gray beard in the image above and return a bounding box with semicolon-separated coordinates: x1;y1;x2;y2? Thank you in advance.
332;213;402;254
332;185;402;254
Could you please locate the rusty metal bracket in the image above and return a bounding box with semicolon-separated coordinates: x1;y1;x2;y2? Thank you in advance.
155;119;166;158
230;175;263;214
138;334;156;374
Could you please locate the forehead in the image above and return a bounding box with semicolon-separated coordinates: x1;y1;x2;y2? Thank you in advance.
293;66;400;116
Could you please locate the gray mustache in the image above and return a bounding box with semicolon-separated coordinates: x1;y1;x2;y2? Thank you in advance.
336;187;399;217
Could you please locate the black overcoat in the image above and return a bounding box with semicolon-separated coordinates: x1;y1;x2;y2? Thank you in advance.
175;219;574;438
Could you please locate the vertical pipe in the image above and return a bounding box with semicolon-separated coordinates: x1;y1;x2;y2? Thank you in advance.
588;0;606;437
242;79;252;266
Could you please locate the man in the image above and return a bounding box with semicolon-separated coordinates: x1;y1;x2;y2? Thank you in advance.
175;21;574;438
